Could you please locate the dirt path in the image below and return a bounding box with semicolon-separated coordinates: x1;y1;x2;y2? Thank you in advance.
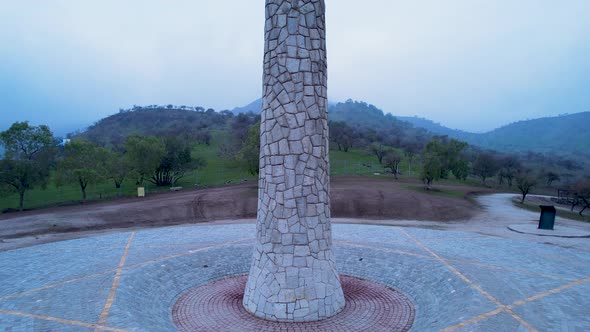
1;183;588;252
0;176;486;251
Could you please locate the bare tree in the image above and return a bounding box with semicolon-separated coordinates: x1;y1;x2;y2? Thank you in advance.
370;143;389;164
384;150;403;180
545;171;560;186
571;181;590;216
516;172;537;203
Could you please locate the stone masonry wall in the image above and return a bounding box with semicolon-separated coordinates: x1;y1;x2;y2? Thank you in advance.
243;0;346;322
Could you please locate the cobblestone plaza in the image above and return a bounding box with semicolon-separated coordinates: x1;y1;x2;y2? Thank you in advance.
0;223;588;331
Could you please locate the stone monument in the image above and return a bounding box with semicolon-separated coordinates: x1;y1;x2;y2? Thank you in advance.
243;0;346;322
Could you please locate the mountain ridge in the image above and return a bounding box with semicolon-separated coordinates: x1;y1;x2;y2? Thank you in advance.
233;98;589;158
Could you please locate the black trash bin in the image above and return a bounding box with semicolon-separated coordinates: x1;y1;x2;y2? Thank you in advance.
538;205;556;230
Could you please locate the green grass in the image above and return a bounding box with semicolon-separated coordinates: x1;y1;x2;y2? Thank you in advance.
512;200;590;223
0;142;518;212
0;131;258;211
404;184;466;199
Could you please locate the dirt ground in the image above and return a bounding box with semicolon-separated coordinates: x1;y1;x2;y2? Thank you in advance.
0;176;494;251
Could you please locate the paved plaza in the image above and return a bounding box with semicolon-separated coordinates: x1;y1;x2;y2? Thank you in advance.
0;221;589;331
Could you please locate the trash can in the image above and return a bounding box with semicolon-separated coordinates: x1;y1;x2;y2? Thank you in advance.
137;187;145;198
538;205;556;230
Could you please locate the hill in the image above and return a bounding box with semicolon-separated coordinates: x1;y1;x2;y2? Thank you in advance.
80;100;589;162
232;99;262;114
470;112;590;157
328;100;431;148
233;99;590;158
399;113;590;158
397;116;474;141
78;107;238;148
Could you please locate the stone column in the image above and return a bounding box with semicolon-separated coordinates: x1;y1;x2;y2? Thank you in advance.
243;0;345;322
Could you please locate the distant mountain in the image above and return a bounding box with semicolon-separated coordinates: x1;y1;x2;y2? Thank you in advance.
233;98;589;158
397;116;474;141
232;98;337;115
469;112;590;157
400;113;590;158
232;99;262;114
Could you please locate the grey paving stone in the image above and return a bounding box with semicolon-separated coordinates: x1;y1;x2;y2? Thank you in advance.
0;313;93;331
455;312;526;332
0;224;588;331
0;273;113;324
512;281;590;331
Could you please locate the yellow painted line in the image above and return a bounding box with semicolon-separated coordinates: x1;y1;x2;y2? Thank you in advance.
0;309;128;332
507;276;590;309
337;240;574;282
336;241;434;259
0;238;253;303
446;258;577;281
440;308;503;332
0;269;117;302
97;232;135;326
442;276;590;332
399;229;504;307
398;229;538;332
124;238;254;270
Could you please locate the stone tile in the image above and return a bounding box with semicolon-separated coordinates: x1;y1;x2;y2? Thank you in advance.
455;312;527;332
451;262;568;305
512;281;590;331
0;313;93;331
0;274;113;324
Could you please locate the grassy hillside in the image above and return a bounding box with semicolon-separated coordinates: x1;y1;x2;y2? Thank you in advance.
79;108;235;148
400;112;590;158
473;112;590;156
0;142;403;212
397;116;474;141
236;99;589;158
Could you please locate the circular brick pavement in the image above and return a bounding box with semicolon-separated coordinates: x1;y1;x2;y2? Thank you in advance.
172;275;415;332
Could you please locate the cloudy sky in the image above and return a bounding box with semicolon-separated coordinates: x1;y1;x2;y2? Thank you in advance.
1;0;589;135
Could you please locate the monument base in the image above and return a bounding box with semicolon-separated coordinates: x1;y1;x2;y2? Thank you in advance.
172;275;415;331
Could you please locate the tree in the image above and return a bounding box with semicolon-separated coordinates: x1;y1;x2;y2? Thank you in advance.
238;122;261;176
193;130;211;145
231;113;251;143
516;172;537;203
57;140;107;201
370;143;389;164
570;181;590;216
446;140;469;181
451;159;470;181
545;171;560;186
0;122;55;211
473;153;499;185
104;150;131;189
151;137;206;187
384;149;403;180
420;138;469;188
124;135;165;186
1;122;54;161
421;150;443;189
498;156;521;187
330;121;355;152
403;143;420;176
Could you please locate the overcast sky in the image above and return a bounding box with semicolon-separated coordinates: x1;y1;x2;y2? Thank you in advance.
1;0;589;135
